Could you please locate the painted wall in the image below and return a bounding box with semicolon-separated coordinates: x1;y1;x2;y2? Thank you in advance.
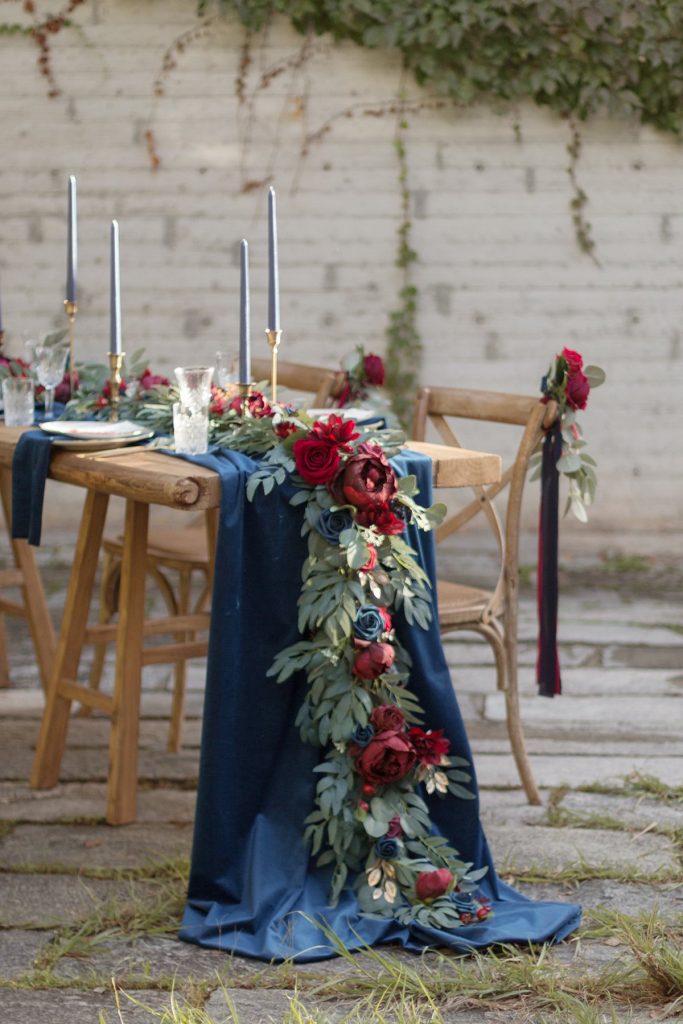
1;1;681;542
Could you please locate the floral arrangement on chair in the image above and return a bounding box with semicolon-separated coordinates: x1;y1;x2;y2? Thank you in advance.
532;346;606;522
335;346;386;408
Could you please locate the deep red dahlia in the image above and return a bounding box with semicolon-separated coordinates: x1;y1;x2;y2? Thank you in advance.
408;727;450;766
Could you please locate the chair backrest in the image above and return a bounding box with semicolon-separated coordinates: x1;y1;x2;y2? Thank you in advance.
412;385;558;615
251;358;346;407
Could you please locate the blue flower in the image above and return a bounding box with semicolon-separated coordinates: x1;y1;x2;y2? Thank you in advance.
351;723;375;748
452;892;476;913
375;836;400;860
353;605;386;642
314;508;353;545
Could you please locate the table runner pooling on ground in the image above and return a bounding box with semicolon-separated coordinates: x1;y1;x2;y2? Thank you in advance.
178;446;580;961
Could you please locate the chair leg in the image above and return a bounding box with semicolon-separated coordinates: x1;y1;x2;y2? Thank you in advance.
503;628;542;806
0;613;9;688
167;567;192;753
82;551;121;717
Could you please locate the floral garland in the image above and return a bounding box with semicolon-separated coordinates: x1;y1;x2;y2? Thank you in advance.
243;403;492;928
335;346;386;409
531;347;606;522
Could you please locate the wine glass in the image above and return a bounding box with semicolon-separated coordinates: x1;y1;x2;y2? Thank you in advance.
215;351;238;389
28;341;69;419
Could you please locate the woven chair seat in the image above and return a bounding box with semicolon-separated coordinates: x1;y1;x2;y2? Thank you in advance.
104;525;209;567
436;579;491;626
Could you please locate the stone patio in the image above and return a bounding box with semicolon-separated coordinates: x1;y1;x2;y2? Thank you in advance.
1;530;682;1022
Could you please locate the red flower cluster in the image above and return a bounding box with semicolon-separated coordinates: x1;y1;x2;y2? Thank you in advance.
351;705;416;786
229;390;273;419
138;367;170;391
336;351;385;407
560;347;590;411
408;727;451;766
293;414;359;485
328;441;405;536
353;641;395;680
415;868;454;901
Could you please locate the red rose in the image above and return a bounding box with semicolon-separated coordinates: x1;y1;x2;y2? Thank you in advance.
310;414;359;449
561;347;583;373
565;370;590;411
353;731;416;785
275;421;298;439
408;727;450;766
355;502;405;535
370;704;405;733
293;437;341;485
359;546;377;573
330;443;397;509
363;353;385;387
353;641;395;680
379;607;392;632
229;390;273;418
138;367;170;390
415;868;454;902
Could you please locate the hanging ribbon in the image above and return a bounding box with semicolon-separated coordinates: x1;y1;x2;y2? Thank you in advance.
536;419;562;697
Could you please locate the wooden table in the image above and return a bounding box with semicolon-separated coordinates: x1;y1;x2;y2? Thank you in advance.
0;426;501;825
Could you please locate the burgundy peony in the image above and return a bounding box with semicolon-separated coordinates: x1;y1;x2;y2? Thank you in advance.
565;369;590;411
415;868;454;902
363;353;385;387
293;437;341;485
310;414;359;449
138;367;170;390
408;727;450;766
329;443;397;510
561;347;583;373
352;730;416;786
386;815;404;839
370;704;405;734
229;390;273;419
355;502;406;535
354;641;395;680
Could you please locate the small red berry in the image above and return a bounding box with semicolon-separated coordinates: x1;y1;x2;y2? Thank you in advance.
361;783;375;796
476;907;489;920
358;800;369;812
460;913;472;924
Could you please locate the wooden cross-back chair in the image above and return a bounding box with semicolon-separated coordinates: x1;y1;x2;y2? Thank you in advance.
412;386;558;806
88;359;345;751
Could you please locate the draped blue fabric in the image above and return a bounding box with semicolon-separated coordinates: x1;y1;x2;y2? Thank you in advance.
176;446;581;961
11;431;55;546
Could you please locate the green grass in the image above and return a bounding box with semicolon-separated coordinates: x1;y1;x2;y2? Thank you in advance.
600;554;650;574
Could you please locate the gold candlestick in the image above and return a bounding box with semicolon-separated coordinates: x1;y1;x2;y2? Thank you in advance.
265;329;282;403
238;382;253;397
64;299;78;398
108;352;125;423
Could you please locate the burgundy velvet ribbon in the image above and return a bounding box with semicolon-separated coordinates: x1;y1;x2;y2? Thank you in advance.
536;419;562;697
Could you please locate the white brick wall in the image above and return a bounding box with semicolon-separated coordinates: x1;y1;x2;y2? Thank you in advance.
1;1;682;540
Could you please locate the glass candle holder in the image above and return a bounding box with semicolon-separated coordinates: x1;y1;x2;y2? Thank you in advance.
173;401;209;455
175;366;214;413
2;377;35;426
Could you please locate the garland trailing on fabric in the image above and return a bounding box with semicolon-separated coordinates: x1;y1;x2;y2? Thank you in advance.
243;404;492;928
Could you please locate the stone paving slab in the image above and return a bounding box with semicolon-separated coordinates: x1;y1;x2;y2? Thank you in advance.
474;752;683;789
486;823;677;876
471;735;683;757
0;928;56;980
0;782;197;824
513;878;683;916
0;823;193;870
455;665;682;698
0;873;161;928
0;717;203;749
484;693;683;738
0;988;172;1024
0;740;200;784
559;790;683;831
52;935;263;984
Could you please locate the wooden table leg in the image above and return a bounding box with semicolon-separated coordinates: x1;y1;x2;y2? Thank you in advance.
0;467;56;693
31;489;109;789
106;498;149;825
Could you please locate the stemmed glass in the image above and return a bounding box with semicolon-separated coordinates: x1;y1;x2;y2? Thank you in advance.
215;351;238;389
28;341;69;419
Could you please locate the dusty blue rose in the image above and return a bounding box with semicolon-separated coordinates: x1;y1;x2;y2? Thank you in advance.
375;836;400;860
353;605;385;642
314;508;353;544
452;892;476;913
351;723;375;748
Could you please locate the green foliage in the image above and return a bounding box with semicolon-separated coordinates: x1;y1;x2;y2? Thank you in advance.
205;0;683;136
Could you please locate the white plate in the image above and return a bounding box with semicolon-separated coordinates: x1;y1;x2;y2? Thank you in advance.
305;407;375;421
40;419;149;441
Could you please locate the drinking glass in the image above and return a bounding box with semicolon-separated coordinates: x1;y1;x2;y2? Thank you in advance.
2;378;35;426
215;351;238;388
173;401;209;455
29;342;69;418
175;366;214;412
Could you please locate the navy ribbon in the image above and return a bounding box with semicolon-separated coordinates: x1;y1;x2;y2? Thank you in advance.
536;420;562;697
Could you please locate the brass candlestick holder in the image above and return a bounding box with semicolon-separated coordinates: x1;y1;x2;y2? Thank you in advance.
64;299;78;398
108;352;125;423
265;329;282;402
238;382;253;398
